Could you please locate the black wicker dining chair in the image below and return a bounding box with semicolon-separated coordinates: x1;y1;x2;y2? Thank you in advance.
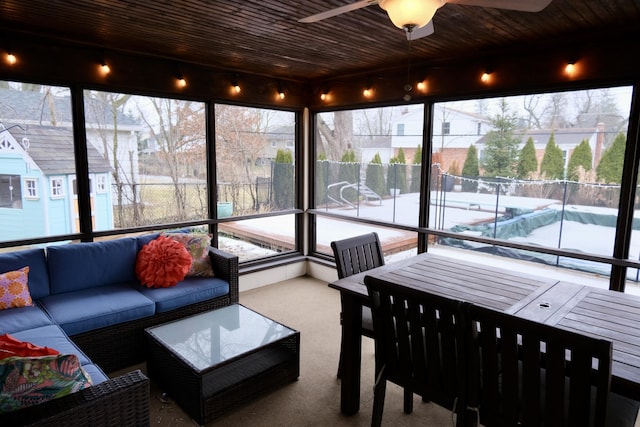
364;275;467;427
464;303;640;427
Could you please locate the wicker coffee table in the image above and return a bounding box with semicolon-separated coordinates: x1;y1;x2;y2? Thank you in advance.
144;304;300;425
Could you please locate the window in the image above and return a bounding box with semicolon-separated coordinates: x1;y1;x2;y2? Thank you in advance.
50;177;64;198
314;105;423;232
24;179;38;198
442;122;451;135
477;122;482;135
0;174;21;208
0;81;76;242
215;104;296;261
397;123;405;136
96;175;107;193
430;86;633;289
84;90;207;230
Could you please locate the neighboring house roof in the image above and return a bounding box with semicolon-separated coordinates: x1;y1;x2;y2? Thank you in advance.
7;124;111;174
476;127;598;147
0;87;139;128
360;135;391;149
516;128;597;147
443;106;491;123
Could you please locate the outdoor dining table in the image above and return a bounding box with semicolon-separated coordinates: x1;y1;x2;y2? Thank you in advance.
329;252;640;415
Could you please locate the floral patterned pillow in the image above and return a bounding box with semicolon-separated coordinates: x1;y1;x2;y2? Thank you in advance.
161;232;215;277
0;267;33;310
0;354;92;413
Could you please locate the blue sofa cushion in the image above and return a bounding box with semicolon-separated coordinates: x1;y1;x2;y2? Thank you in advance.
0;248;49;300
11;325;92;366
136;233;160;251
136;276;229;313
47;238;138;294
39;284;155;335
0;305;54;334
81;363;109;385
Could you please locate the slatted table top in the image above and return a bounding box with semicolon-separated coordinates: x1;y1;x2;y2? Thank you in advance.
330;252;558;311
536;284;640;400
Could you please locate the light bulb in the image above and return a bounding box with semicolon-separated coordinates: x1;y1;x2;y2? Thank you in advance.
6;52;16;65
565;62;575;75
100;62;111;74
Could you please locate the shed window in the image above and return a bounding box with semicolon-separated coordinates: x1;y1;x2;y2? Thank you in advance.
0;174;22;208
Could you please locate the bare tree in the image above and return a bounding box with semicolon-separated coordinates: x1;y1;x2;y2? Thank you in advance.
522;94;544;129
139;98;206;221
85;91;133;225
215;105;270;212
317;110;353;160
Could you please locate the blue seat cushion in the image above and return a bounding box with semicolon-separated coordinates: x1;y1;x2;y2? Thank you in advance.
0;304;54;333
0;248;50;299
136;277;229;313
81;363;109;385
39;284;155;335
11;324;92;366
47;238;138;294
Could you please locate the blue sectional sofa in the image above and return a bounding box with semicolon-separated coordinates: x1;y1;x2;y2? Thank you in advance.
0;233;239;426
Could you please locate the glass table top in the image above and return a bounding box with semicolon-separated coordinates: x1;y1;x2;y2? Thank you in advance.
146;304;297;372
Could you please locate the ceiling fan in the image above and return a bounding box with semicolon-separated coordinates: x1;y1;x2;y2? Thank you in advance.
299;0;552;40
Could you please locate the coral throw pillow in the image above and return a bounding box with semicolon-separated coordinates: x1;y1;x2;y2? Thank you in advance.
161;232;215;277
0;353;92;413
0;333;59;360
0;267;33;310
136;235;192;288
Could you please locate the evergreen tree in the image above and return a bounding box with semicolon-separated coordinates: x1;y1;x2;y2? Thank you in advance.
540;132;565;179
461;144;479;192
387;155;407;194
480;99;520;177
273;149;294;209
365;153;386;196
567;139;593;181
396;148;408;192
315;153;329;206
516;137;538;179
410;145;422;193
596;132;626;183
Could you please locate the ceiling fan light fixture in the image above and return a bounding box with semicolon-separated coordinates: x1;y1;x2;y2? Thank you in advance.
379;0;443;30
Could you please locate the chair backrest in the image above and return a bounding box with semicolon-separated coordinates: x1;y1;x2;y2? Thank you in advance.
364;275;466;414
464;303;613;427
331;232;384;279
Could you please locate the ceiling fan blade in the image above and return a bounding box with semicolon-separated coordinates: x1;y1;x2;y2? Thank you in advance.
407;21;435;40
298;0;378;23
446;0;552;12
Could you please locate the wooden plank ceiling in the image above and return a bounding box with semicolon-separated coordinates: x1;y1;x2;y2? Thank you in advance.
1;0;639;82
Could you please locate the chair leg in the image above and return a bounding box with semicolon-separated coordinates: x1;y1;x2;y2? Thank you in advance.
403;388;413;414
371;376;387;427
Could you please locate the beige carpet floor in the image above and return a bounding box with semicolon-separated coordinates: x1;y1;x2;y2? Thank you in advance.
116;276;456;426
